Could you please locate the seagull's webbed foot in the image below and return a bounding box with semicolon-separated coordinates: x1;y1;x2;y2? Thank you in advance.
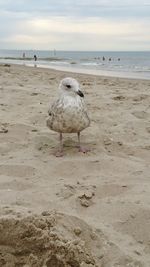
78;146;90;153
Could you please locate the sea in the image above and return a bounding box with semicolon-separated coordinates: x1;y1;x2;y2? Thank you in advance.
0;49;150;80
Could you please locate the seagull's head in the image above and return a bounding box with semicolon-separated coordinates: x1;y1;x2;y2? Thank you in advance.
59;77;84;98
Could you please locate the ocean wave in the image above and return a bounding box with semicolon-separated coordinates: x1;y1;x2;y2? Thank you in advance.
0;56;66;62
81;62;99;66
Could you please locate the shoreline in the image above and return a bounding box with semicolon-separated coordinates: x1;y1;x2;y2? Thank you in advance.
1;59;150;81
40;63;150;81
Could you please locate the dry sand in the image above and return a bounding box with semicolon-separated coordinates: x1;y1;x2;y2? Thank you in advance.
0;63;150;267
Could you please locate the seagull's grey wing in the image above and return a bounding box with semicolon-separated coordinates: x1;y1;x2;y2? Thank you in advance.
48;99;62;116
47;99;65;132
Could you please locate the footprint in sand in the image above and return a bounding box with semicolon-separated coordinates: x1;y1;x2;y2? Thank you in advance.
34;135;56;153
116;209;150;256
0;126;8;133
132;110;149;119
0;123;35;140
146;126;150;133
112;95;126;101
0;171;34;191
56;184;76;199
96;184;129;199
0;164;35;178
132;94;149;102
0;123;38;154
0;142;26;154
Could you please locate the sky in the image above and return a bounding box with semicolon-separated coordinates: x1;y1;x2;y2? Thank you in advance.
0;0;150;51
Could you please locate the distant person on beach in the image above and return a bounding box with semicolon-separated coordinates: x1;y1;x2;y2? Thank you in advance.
23;53;25;59
34;55;37;61
102;56;105;61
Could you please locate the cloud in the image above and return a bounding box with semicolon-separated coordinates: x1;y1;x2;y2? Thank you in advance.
0;0;150;17
0;0;149;50
1;16;150;50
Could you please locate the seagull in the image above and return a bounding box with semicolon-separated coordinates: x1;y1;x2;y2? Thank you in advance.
46;77;90;156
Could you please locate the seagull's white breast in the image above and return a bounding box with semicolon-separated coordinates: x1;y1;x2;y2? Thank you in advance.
47;95;90;133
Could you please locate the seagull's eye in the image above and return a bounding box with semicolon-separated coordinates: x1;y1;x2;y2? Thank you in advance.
66;84;71;89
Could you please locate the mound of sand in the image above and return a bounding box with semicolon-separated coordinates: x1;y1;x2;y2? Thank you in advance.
0;211;144;267
0;211;101;267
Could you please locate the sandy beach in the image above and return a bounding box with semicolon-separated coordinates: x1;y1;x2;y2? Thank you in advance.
0;63;150;266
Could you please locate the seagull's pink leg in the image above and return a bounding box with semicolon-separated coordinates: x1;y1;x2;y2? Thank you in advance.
55;133;64;157
77;132;90;153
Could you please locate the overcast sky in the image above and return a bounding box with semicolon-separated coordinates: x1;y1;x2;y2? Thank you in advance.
0;0;150;50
